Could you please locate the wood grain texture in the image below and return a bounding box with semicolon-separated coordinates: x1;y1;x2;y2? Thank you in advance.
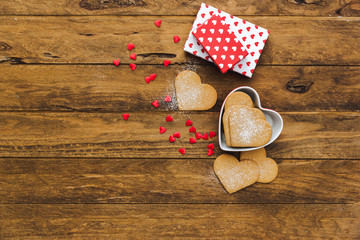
0;158;359;204
0;0;358;17
1;204;359;239
1;16;359;65
0;112;359;159
1;65;359;112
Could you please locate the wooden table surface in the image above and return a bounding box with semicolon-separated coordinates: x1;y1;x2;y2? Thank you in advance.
0;0;359;239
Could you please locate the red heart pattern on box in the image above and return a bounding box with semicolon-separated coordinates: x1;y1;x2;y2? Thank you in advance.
192;14;248;73
184;3;270;78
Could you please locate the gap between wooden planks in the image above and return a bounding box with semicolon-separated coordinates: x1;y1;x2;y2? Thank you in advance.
0;65;359;112
0;158;359;204
0;204;359;239
0;111;359;159
0;16;359;65
0;0;358;17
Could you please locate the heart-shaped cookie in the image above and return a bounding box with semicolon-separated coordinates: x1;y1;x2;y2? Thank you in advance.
240;148;278;183
214;154;259;194
228;105;272;147
175;70;217;110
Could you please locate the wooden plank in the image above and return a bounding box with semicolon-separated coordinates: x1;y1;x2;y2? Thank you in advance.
0;158;359;204
1;16;359;65
0;112;359;159
0;0;359;17
1;65;359;112
0;204;359;239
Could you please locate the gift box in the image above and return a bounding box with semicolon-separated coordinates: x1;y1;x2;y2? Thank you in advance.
184;3;270;78
192;14;249;74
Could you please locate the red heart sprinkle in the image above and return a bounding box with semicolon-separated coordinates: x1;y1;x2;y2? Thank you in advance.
193;51;197;55
208;143;215;149
160;127;167;134
208;149;214;156
238;29;242;34
189;126;196;133
250;52;255;56
242;20;246;24
234;22;238;26
195;132;202;139
152;100;159;108
201;13;206;18
242;37;247;41
145;76;151;84
239;64;242;68
169;135;176;143
202;133;209;140
209;11;214;15
190;137;197;144
218;9;221;13
255;59;258;64
259;49;263;54
166;115;173;122
128;43;135;51
154;20;162;27
246;27;251;31
242;71;247;75
173;35;180;43
196;41;200;46
173;132;180;138
205;4;209;8
149;74;157;80
255;42;259;47
164;95;172;102
179;148;186;155
205;56;210;60
209;131;216;138
164;60;171;67
255;25;259;29
113;59;120;66
259;32;263;37
122;113;130;120
230;15;234;19
129;53;137;60
129;63;137;71
246;62;251;66
250;69;254;74
267;30;270;34
246;44;251;49
189;43;193;48
201;49;205;53
251;34;255;39
263;40;267;44
186;119;193;126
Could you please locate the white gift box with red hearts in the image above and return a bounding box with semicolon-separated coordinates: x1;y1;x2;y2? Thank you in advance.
184;3;270;78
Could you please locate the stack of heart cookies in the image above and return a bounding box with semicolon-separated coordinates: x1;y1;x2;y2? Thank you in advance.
214;148;278;194
223;91;272;147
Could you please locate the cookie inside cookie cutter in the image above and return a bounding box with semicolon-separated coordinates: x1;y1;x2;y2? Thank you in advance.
218;86;283;152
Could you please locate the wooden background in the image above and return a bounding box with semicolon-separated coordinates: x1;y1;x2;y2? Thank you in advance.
0;0;359;239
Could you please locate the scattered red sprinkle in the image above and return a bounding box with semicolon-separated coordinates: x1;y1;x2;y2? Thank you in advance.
189;126;196;133
189;137;197;144
164;95;172;102
149;74;157;80
166;115;173;122
122;113;130;120
113;59;120;66
202;133;209;140
152;100;159;108
179;148;186;155
195;132;202;139
173;35;180;43
169;135;176;143
164;60;171;67
209;131;216;138
159;127;167;134
208;143;215;149
186;119;193;126
128;43;135;51
145;76;152;84
154;20;162;27
129;63;137;71
208;149;214;156
129;53;137;60
173;132;180;138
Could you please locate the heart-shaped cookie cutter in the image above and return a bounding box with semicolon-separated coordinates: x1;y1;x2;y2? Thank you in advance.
218;86;283;152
